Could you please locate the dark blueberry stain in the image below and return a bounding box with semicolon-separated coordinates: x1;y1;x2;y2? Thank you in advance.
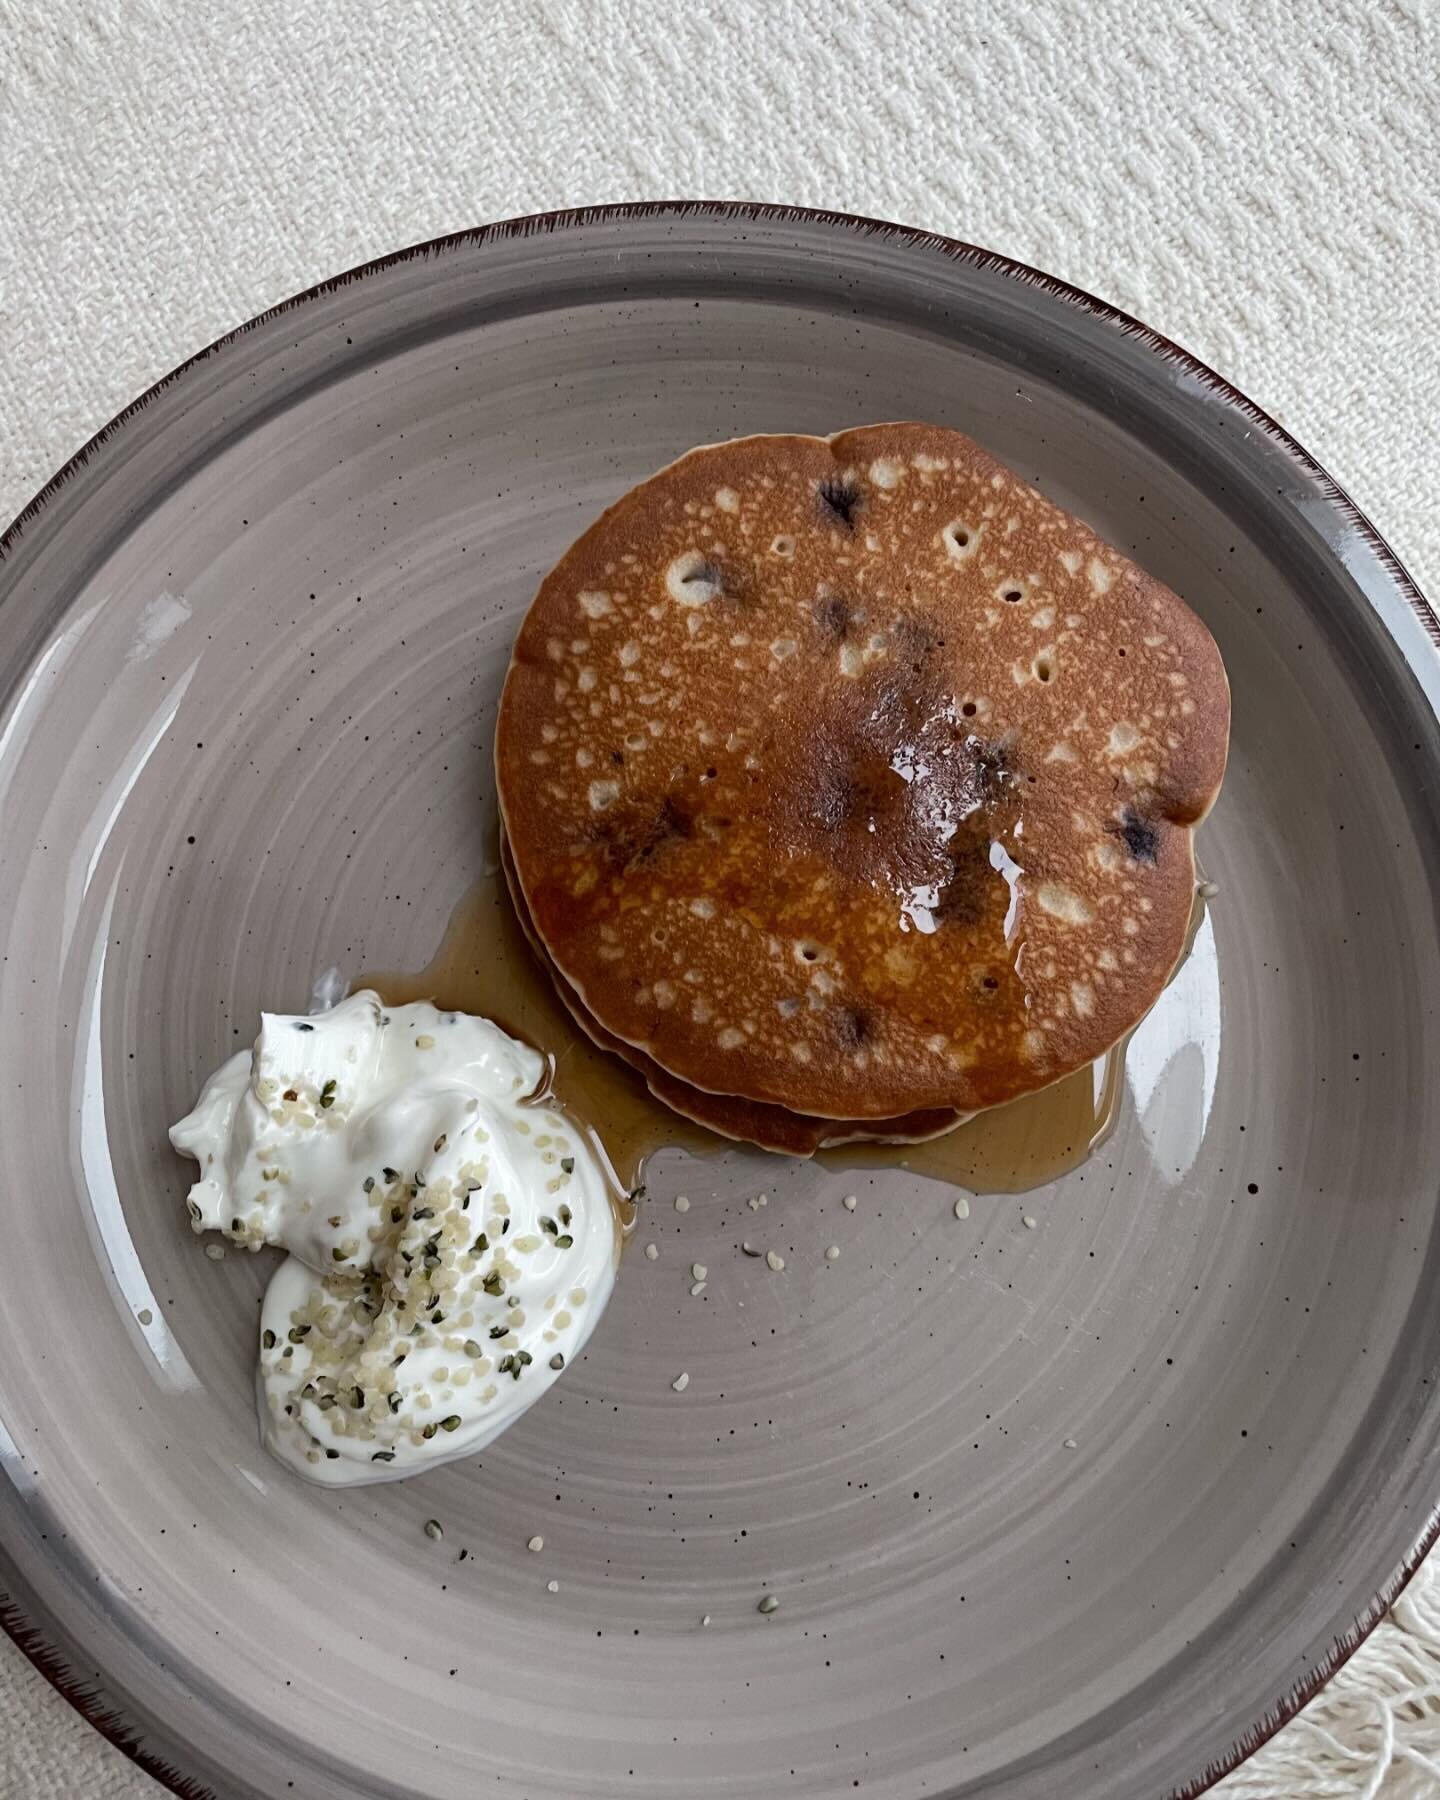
601;792;694;872
834;1006;873;1049
814;594;854;639
1113;809;1159;862
818;477;861;529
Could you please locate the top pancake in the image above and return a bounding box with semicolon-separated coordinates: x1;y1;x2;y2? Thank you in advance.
496;423;1229;1120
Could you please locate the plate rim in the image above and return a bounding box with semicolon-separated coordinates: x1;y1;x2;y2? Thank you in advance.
1;196;1436;1800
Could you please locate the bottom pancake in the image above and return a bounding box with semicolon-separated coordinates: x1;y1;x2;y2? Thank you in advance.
500;836;964;1157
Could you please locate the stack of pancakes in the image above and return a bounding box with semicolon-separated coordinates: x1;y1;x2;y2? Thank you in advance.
496;424;1229;1155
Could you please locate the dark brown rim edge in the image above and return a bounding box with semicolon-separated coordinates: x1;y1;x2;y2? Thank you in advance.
0;1596;218;1800
1;198;1436;1800
1171;1508;1440;1800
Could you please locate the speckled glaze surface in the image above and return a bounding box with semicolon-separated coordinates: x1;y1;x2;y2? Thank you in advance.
1;205;1438;1800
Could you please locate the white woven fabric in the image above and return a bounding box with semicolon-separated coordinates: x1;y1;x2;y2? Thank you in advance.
0;2;1436;1794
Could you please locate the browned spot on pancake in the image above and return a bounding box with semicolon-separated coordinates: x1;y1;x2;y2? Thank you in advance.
772;671;1019;912
497;422;1230;1118
931;836;995;928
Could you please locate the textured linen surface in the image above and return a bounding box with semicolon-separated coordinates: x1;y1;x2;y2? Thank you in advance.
1;2;1436;1795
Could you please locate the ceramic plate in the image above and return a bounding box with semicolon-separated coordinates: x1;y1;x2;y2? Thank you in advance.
2;204;1439;1800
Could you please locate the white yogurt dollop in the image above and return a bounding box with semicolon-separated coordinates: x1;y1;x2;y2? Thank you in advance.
170;991;621;1485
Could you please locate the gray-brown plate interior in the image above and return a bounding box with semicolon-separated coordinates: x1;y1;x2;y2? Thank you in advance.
1;204;1438;1800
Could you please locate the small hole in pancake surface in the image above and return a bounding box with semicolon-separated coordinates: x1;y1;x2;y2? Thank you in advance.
961;701;977;717
1003;588;1022;603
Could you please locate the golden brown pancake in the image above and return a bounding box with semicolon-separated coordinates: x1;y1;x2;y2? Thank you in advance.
499;833;964;1155
497;423;1229;1120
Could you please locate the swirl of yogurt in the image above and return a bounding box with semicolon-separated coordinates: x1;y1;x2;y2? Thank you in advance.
170;991;621;1485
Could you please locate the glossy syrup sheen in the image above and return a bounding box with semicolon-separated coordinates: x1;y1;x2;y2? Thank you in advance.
363;870;717;1192
359;868;1191;1196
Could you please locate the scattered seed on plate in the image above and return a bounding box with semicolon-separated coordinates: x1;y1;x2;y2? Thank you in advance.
691;1263;707;1281
644;1242;659;1261
204;1243;226;1261
1023;1214;1038;1230
953;1196;970;1220
674;1195;690;1213
741;1241;761;1257
842;1194;858;1212
700;1613;711;1627
527;1534;545;1553
757;1593;780;1615
1198;879;1220;899
546;1578;559;1593
672;1371;690;1392
824;1245;840;1262
766;1250;785;1272
689;1280;707;1297
423;1519;444;1541
1063;1436;1079;1450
